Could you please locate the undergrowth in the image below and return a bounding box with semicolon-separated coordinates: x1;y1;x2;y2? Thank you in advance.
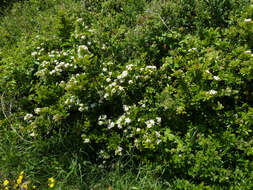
0;0;253;189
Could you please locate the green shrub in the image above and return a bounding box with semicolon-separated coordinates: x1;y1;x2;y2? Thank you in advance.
0;0;253;189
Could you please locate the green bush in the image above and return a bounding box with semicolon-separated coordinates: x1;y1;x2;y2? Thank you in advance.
0;0;253;189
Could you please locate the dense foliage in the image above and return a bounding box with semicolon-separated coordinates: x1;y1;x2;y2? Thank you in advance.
0;0;253;189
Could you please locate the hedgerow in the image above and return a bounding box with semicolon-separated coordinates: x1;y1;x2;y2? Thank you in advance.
0;0;253;189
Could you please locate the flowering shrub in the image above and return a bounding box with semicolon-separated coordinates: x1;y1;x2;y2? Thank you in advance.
0;0;253;189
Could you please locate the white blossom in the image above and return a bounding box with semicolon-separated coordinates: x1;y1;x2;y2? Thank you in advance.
115;146;123;155
209;90;217;95
126;64;133;70
50;70;56;75
122;70;128;78
30;132;35;137
125;118;131;124
146;65;157;70
104;93;109;99
244;18;252;22
128;80;133;84
145;119;155;128
24;113;33;121
213;76;220;81
98;121;104;125
118;86;124;91
156;117;161;123
188;48;197;52
34;108;41;114
108;121;115;129
31;52;37;56
123;105;130;112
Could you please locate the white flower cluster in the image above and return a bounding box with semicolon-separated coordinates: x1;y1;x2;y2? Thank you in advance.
24;113;33;121
244;18;252;22
117;70;128;80
213;76;220;81
145;65;157;71
188;48;197;52
155;131;162;144
34;108;41;114
99;63;158;102
35;48;77;81
115;146;123;155
145;117;161;128
98;116;116;130
48;49;65;58
97;105;133;130
64;95;88;112
145;119;155;128
116;113;132;129
114;64;134;84
208;89;217;95
84;138;90;143
98;114;107;126
50;61;74;75
244;50;253;57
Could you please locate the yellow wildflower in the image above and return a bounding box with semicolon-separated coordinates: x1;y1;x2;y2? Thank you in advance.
3;180;9;186
14;183;19;188
17;175;23;185
48;183;54;188
23;183;28;190
20;171;24;176
48;177;55;183
33;185;36;189
5;187;9;190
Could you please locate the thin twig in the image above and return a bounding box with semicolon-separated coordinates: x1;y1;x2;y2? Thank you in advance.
1;91;32;143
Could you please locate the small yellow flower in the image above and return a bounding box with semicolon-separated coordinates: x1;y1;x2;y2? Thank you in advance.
5;187;9;190
19;171;24;176
48;177;55;183
48;183;54;188
3;180;9;186
14;183;19;188
23;183;28;190
33;185;36;189
17;176;23;185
